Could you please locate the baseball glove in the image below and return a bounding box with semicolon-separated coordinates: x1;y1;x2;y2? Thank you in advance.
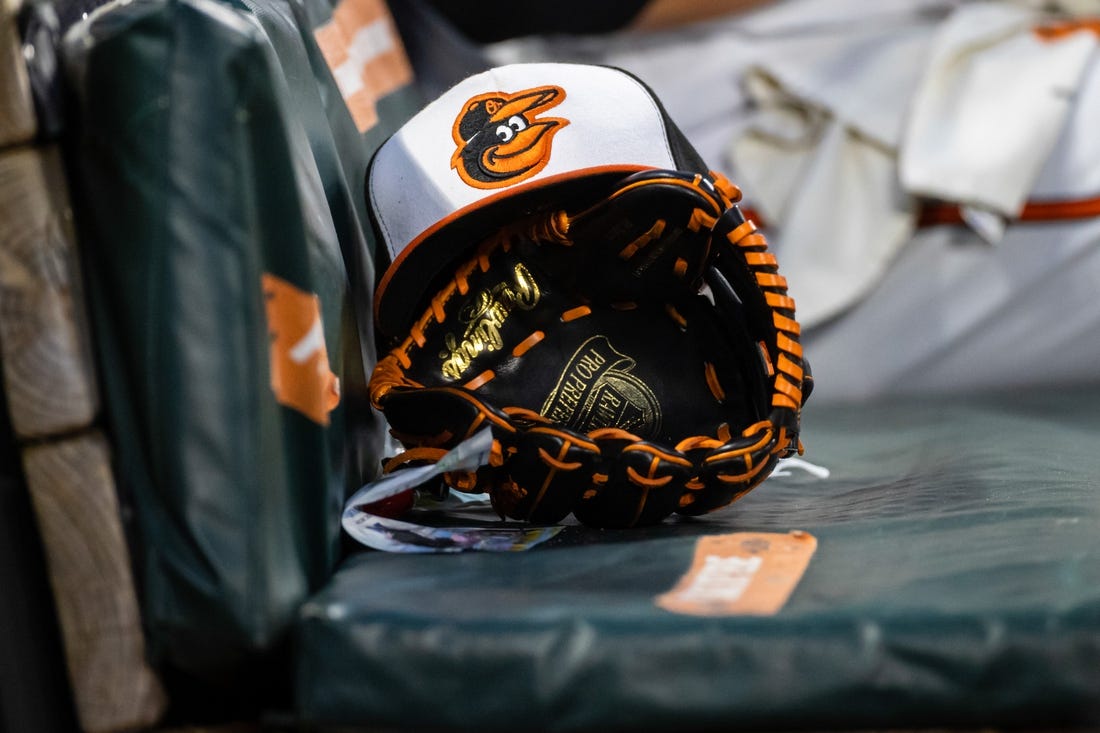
368;169;811;528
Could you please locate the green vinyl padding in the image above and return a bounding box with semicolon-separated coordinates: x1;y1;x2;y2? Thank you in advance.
296;387;1100;731
223;0;420;311
217;0;420;482
61;0;379;684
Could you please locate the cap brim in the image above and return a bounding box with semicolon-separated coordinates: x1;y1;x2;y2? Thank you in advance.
374;164;652;344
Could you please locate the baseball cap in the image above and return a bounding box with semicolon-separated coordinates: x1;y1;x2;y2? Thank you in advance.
368;62;709;343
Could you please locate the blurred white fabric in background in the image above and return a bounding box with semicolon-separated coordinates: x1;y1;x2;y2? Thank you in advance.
488;0;1100;402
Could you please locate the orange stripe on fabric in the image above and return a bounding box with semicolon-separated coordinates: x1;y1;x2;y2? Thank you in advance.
918;193;1100;227
1034;19;1100;41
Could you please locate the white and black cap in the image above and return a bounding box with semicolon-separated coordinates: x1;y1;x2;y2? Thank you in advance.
368;62;709;343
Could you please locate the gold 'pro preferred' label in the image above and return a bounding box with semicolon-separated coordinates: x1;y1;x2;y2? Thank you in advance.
540;335;662;436
440;263;540;380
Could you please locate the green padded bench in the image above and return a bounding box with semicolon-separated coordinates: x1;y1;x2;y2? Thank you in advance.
296;387;1100;731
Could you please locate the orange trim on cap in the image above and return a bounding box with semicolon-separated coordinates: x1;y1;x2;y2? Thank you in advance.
374;164;656;332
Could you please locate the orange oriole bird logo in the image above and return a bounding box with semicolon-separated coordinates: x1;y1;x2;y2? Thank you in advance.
451;85;568;189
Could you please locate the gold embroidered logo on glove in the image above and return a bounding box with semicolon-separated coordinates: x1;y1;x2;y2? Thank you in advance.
440;264;540;379
541;335;662;437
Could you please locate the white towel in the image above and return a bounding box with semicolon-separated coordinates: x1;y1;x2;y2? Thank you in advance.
730;18;939;325
731;1;1098;326
900;2;1099;218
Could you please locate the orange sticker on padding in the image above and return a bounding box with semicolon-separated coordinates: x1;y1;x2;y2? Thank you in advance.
656;531;816;616
313;0;413;133
262;273;341;426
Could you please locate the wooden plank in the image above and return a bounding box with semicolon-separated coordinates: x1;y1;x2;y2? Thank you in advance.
0;377;79;733
22;433;167;733
0;7;36;148
0;145;100;438
3;142;168;731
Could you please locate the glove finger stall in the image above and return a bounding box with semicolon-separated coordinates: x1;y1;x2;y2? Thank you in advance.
492;427;600;523
573;438;693;528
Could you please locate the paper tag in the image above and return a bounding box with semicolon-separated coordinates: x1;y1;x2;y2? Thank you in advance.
342;510;562;553
344;428;494;509
342;429;562;553
656;531;817;616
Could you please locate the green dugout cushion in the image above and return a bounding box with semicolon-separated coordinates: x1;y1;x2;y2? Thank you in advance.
218;0;420;481
296;387;1100;731
221;0;420;302
62;0;367;683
